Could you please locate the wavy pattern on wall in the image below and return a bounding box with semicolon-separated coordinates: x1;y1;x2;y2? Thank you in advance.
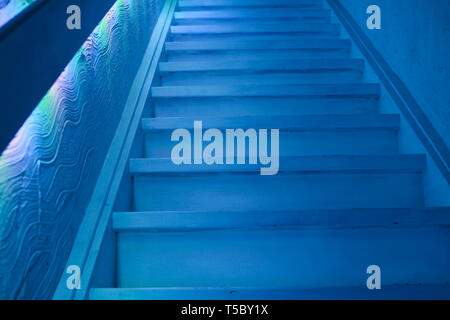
0;0;37;28
0;0;164;299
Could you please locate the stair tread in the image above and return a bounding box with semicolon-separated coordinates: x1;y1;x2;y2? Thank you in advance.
175;8;330;19
170;23;340;34
165;39;351;51
178;0;323;9
129;155;425;175
151;83;380;98
113;208;450;232
142;114;399;131
159;59;364;73
90;285;450;300
166;53;351;62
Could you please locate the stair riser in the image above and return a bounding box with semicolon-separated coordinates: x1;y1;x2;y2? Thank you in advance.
144;130;398;158
161;71;363;85
165;39;351;51
169;33;340;41
177;2;323;11
176;8;329;17
117;227;449;288
152;84;379;97
171;23;339;33
166;50;350;61
133;173;423;211
178;7;322;11
174;17;331;25
159;59;363;72
153;97;379;117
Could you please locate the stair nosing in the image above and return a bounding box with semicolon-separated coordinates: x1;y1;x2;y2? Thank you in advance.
112;208;450;232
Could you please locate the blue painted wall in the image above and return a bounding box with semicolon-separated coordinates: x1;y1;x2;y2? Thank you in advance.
338;0;450;149
0;1;38;29
0;0;164;299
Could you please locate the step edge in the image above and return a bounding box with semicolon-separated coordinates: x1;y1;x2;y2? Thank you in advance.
89;284;450;300
112;208;450;231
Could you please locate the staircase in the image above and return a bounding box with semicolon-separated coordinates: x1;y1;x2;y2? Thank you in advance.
89;0;450;300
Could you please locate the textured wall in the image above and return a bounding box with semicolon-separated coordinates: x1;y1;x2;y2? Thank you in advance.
0;0;37;28
338;0;450;149
0;0;164;299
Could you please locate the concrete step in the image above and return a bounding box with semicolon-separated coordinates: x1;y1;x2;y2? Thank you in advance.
161;71;363;85
177;0;323;10
166;50;350;62
170;22;340;36
113;208;450;232
111;207;450;291
151;84;380;117
174;8;331;25
142;114;399;157
169;33;341;41
130;155;425;211
151;83;380;98
165;38;351;51
113;225;449;289
153;98;379;117
90;285;450;300
159;59;364;73
165;39;351;61
159;59;364;85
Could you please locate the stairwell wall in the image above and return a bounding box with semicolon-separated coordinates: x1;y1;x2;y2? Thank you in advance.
0;0;164;299
338;0;450;149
